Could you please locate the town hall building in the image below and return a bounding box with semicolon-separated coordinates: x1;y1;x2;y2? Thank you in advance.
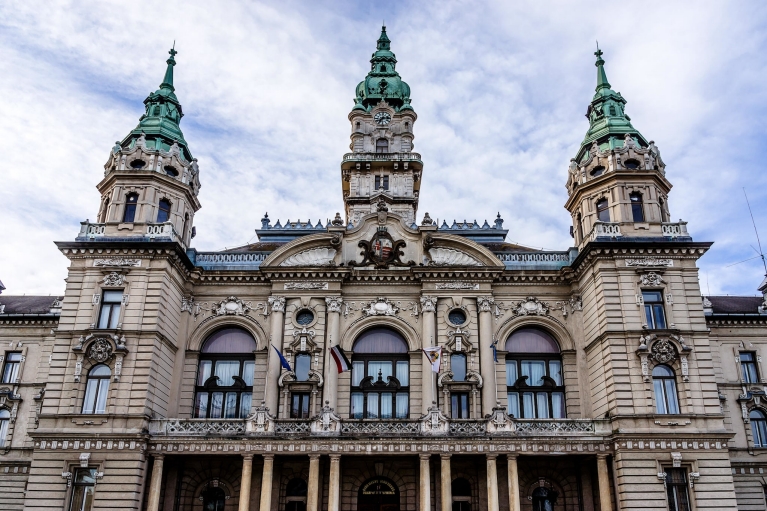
2;26;767;511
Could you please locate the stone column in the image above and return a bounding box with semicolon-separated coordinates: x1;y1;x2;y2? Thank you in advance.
324;296;343;410
477;296;497;416
421;296;438;414
146;454;164;511
238;454;253;511
265;296;286;413
307;454;321;511
440;454;452;511
259;454;275;511
597;454;613;511
486;454;499;511
420;454;431;511
328;454;341;511
507;454;520;511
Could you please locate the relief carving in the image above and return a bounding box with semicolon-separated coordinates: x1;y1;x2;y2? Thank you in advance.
280;248;337;267
427;247;482;266
94;258;141;267
101;272;125;287
625;257;673;267
348;227;414;269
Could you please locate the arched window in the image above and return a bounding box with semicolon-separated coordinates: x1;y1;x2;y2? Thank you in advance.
630;192;645;222
596;198;610;222
82;364;111;414
376;138;389;153
351;328;409;419
123;193;138;223
505;328;565;419
653;365;680;414
452;478;471;511
286;478;308;511
0;409;10;447
751;410;767;447
194;327;257;419
358;478;399;510
157;199;172;223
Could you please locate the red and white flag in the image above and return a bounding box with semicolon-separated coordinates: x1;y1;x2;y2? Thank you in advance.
330;345;352;373
422;346;442;373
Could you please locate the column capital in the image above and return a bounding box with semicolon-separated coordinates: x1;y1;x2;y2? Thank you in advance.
262;453;275;461
153;453;165;461
309;454;321;461
268;295;286;313
440;453;452;461
325;296;344;313
486;453;499;461
596;453;609;460
242;454;254;461
506;453;519;460
329;454;342;460
419;453;431;461
420;296;437;313
476;296;495;313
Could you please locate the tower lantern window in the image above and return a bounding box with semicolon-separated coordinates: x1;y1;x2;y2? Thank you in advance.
376;139;389;153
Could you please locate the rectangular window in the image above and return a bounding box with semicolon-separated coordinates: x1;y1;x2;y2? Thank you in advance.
367;361;392;381
506;360;518;386
451;393;470;419
520;360;546;386
374;175;389;190
291;393;311;419
209;392;224;418
194;392;209;418
643;291;667;329
395;393;409;418
351;392;364;419
548;360;563;386
395;361;409;386
380;392;393;419
507;392;520;418
97;290;123;329
741;352;759;383
239;392;252;417
664;468;691;511
1;352;22;383
366;393;379;419
69;468;97;511
223;392;237;418
352;361;365;386
552;392;565;418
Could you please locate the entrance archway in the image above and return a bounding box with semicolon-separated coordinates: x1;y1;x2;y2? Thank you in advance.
201;487;226;511
358;477;400;511
531;486;557;511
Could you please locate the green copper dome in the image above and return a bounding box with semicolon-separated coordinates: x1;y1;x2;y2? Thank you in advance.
576;48;647;162
120;47;192;161
354;26;413;112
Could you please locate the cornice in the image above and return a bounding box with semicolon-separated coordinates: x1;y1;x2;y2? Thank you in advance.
569;242;713;275
55;241;195;272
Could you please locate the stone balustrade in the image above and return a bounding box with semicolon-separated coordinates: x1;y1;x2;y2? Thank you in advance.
589;221;622;240
661;220;689;238
146;222;179;241
78;221;106;239
188;250;271;270
147;414;608;439
496;249;577;270
342;152;422;162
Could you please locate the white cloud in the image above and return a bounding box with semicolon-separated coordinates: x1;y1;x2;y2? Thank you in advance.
1;0;766;296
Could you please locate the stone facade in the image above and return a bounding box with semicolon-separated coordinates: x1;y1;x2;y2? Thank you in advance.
0;27;764;511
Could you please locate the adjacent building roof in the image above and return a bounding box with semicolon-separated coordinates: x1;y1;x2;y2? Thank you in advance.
704;295;766;316
0;296;63;316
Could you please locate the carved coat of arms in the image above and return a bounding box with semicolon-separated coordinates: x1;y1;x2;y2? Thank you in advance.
350;227;413;269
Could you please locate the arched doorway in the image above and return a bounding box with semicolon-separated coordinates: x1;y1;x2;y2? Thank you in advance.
358;477;400;511
451;477;472;511
285;478;307;511
201;487;226;511
531;486;557;511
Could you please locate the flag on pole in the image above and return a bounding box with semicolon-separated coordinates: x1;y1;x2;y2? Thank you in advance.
330;345;352;373
272;345;292;371
422;346;442;373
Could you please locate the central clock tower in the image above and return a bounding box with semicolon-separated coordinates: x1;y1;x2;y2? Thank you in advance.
341;26;423;226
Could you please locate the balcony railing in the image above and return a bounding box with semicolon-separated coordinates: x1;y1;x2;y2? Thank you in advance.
589;221;622;240
188;250;271;270
342;152;422;163
661;221;689;238
496;250;577;270
147;407;609;439
146;222;180;241
78;222;106;239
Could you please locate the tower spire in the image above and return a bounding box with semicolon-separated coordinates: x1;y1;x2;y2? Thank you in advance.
160;44;177;91
594;45;610;92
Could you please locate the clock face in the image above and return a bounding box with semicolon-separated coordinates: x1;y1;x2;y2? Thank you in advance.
374;112;391;125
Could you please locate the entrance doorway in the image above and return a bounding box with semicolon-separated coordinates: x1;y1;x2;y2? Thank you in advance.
201;487;226;511
531;487;557;511
358;477;400;511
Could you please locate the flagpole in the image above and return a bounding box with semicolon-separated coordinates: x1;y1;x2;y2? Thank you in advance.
264;335;272;411
432;336;437;411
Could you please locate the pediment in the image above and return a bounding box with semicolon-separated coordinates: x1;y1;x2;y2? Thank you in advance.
261;212;503;270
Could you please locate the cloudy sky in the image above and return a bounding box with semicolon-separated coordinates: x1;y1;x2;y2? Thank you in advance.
1;0;766;296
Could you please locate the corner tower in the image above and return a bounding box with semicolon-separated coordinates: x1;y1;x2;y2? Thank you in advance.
85;47;201;248
342;26;422;225
564;49;683;248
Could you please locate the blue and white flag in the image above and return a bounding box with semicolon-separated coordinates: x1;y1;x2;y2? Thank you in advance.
272;345;292;371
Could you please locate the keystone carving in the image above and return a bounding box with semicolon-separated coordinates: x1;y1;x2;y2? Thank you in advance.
640;272;665;287
101;272;125;286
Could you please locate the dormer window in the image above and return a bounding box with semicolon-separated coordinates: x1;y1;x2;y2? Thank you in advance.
130;159;146;169
624;159;640;169
590;166;605;177
157;199;172;223
376;138;389;153
374;175;389;191
164;166;179;177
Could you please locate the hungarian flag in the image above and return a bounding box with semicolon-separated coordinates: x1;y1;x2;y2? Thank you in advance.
330;345;352;373
422;346;442;373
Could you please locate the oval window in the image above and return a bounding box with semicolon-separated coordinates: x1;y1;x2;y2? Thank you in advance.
448;309;467;326
130;159;146;169
164;166;179;177
624;159;640;169
590;166;605;177
296;309;314;325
